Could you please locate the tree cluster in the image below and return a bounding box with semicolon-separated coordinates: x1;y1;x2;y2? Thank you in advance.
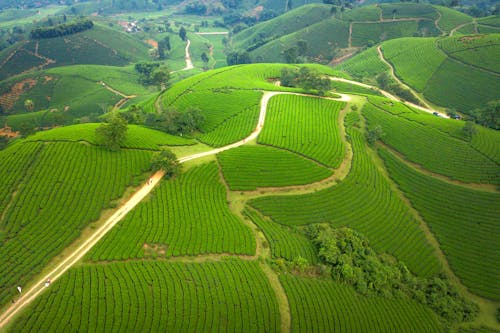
376;72;421;105
134;62;170;89
472;100;499;130
30;20;93;39
124;105;204;136
150;148;181;179
280;67;331;96
157;36;171;59
309;225;478;324
226;51;251;66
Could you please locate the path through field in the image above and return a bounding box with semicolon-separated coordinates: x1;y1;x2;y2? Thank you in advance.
0;90;349;330
99;81;137;110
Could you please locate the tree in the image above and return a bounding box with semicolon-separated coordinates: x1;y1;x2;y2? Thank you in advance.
226;51;251;65
179;26;187;41
150;148;181;179
157;36;170;59
366;125;384;145
24;99;34;112
151;66;170;90
201;52;209;69
297;40;308;57
462;121;476;141
473;100;499;129
95;113;128;151
283;46;298;63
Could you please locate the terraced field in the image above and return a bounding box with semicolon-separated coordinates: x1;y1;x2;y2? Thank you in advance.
251;127;440;277
87;162;255;260
10;260;280;333
363;101;499;184
218;145;333;190
0;141;152;307
381;149;500;300
281;275;443;333
258;94;346;167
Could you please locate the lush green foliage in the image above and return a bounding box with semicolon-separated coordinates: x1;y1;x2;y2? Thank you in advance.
10;260;280;332
380;3;439;19
88;162;255;260
150;148;181;179
381;149;500;300
95;113;128;151
363;101;499;184
280;67;331;95
251;127;440;277
434;5;473;32
218;145;332;190
313;225;477;323
336;47;387;80
471;125;500;163
258;94;345;167
26;123;194;148
30;20;93;39
244;208;318;264
281;274;443;333
0;141;151;307
351;21;423;47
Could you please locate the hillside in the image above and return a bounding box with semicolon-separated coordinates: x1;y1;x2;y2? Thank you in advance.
0;23;151;81
231;3;476;64
1;63;499;333
337;34;500;115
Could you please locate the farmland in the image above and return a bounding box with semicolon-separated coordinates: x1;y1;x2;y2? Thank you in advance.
10;260;280;333
218;145;333;190
258;94;346;167
381;149;500;300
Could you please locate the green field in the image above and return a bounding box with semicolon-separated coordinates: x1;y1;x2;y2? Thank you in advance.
282;275;443;333
363;101;499;184
87;162;255;260
10;260;280;333
0;140;152;307
250;126;440;277
218;145;333;190
258;94;346;167
381;149;500;300
336;47;388;80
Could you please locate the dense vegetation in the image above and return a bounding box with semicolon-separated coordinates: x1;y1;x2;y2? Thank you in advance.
30;20;93;39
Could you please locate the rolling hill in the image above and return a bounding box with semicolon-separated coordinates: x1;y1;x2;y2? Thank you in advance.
231;3;476;64
1;63;499;333
337;33;500;115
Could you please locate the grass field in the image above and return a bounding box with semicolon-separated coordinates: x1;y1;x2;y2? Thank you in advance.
282;275;443;333
218;145;333;190
258;94;346;167
336;47;388;80
87;162;255;260
250;127;440;277
9;260;280;333
381;149;500;300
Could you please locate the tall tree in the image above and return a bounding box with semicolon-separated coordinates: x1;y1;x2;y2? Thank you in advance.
179;26;187;41
95;113;128;151
150;148;181;179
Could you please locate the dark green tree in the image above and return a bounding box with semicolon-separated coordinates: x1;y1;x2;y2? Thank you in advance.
366;125;384;145
150;148;181;179
95;113;128;151
179;26;187;41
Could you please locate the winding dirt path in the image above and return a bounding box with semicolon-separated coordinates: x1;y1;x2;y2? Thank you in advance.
0;90;349;330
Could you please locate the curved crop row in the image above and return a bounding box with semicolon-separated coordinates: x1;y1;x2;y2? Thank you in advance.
281;274;443;333
244;208;318;264
10;260;280;333
218;145;332;190
87;162;255;260
363;102;499;184
258;94;346;168
380;148;500;300
250;126;440;277
0;141;151;307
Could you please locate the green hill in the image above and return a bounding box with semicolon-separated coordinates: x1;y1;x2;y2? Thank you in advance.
0;23;151;81
337;34;500;114
232;3;475;64
2;63;499;332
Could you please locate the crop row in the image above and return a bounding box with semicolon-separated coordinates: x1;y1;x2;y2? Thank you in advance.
218;145;332;191
381;37;446;91
434;6;472;32
250;125;440;277
380;3;439;19
281;274;443;333
258;94;346;168
87;162;255;261
363;102;499;184
351;21;420;47
380;148;500;300
10;260;280;332
336;47;387;80
199;103;260;147
244;208;317;264
0;141;151;307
